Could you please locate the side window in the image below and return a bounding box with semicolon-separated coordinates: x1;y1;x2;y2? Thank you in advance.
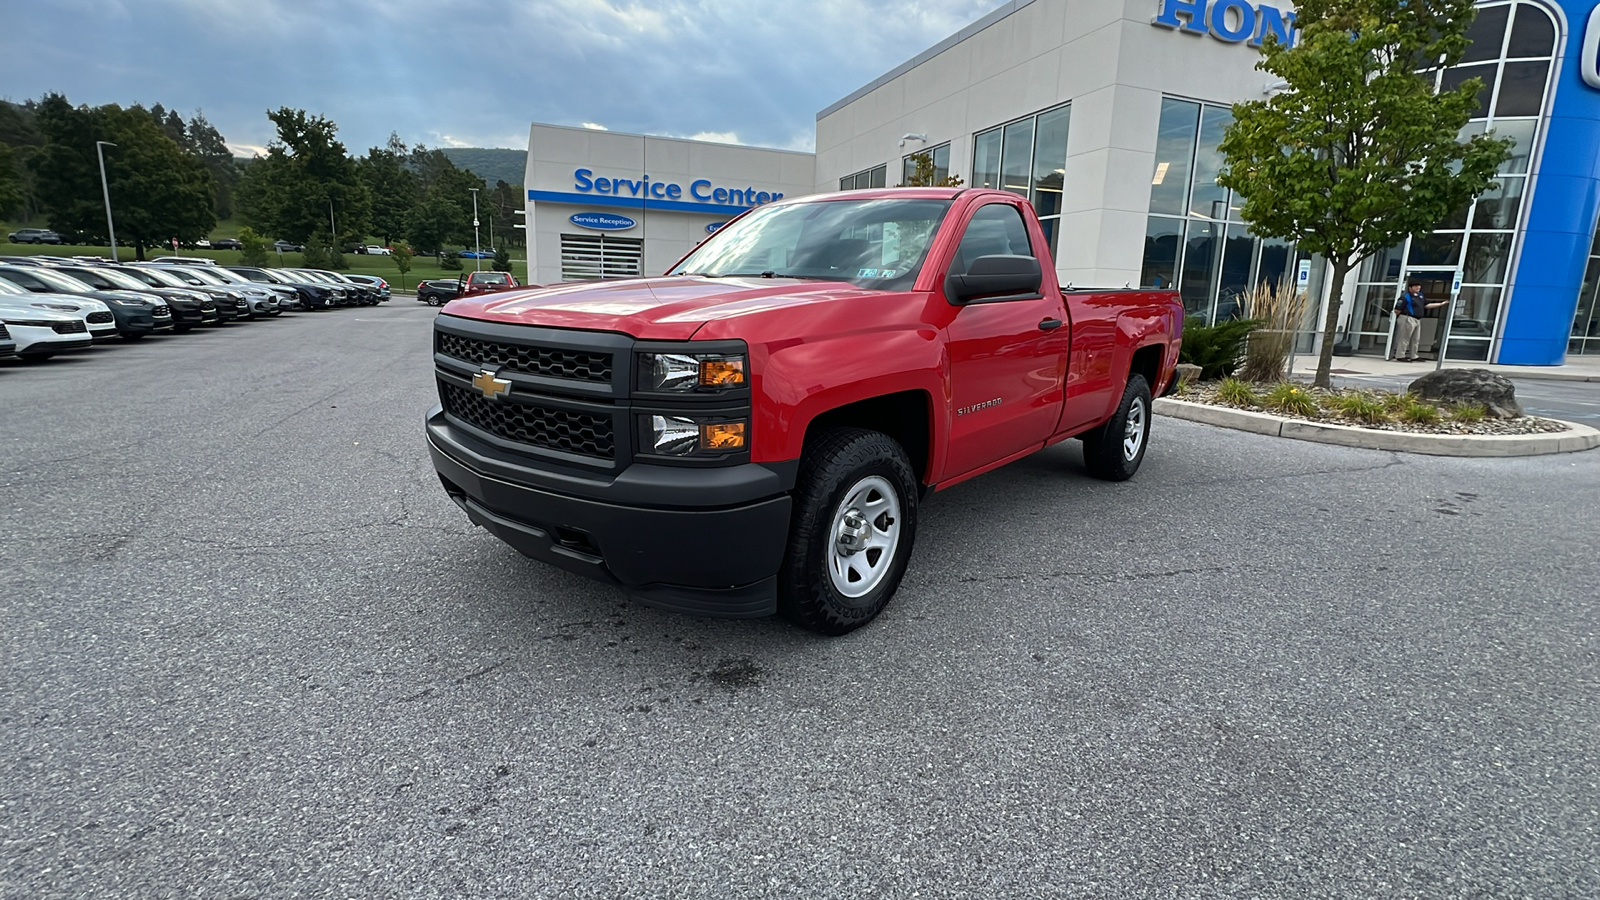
952;203;1034;274
3;271;47;291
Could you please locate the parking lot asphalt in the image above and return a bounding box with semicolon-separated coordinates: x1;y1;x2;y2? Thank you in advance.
3;305;1598;898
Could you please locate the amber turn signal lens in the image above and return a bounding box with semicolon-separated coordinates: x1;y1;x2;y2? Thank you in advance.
699;422;747;451
699;358;745;386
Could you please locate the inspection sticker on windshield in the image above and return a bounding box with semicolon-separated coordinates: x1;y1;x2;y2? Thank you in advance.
857;268;898;278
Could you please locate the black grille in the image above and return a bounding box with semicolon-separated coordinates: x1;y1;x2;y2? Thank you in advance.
154;306;170;316
87;310;114;324
441;381;614;459
52;320;87;335
437;332;612;383
0;323;9;339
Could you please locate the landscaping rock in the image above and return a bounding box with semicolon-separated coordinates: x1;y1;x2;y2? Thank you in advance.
1175;363;1203;384
1408;368;1523;418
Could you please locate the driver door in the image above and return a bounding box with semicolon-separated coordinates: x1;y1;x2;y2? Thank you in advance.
941;202;1070;480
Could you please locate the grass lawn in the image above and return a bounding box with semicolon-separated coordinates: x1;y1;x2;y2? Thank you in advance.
0;240;527;290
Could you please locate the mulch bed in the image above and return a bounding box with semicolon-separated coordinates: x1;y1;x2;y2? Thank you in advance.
1174;380;1570;436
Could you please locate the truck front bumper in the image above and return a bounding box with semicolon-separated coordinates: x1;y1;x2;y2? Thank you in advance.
426;406;792;617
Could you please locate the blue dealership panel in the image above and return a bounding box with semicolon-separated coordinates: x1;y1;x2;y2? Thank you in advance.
1501;0;1600;364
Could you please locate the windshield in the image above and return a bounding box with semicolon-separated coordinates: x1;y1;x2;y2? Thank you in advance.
154;267;207;286
26;268;95;293
670;198;952;290
183;268;230;285
204;268;249;285
136;267;191;288
108;267;165;288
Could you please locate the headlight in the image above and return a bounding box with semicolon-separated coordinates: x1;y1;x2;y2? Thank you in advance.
643;415;748;457
638;352;747;392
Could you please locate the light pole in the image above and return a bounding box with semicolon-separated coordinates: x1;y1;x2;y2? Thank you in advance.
96;141;118;262
469;187;481;272
329;198;337;254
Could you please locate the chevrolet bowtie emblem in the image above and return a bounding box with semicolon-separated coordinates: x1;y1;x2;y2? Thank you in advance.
472;369;512;400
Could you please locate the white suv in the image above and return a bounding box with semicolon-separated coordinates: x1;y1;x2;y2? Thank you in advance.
0;300;94;360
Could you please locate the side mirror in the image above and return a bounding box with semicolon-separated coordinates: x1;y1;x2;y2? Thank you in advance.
946;254;1042;304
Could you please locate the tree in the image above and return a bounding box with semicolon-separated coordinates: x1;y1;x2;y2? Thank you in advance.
487;179;523;248
491;245;511;273
0;143;21;216
1217;0;1511;387
239;108;370;251
392;243;413;289
32;95;215;259
357;134;419;246
897;151;963;187
237;225;270;266
184;111;240;219
404;196;465;254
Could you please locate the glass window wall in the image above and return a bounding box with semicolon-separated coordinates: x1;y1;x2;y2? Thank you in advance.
970;104;1071;258
1356;0;1557;361
840;164;887;191
901;143;952;186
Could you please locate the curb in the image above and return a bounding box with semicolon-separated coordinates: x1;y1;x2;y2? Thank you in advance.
1153;398;1600;457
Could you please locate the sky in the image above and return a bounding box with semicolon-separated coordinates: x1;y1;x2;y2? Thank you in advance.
1;0;998;157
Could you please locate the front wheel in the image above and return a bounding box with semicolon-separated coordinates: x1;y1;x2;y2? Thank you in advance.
1080;373;1151;482
779;428;918;635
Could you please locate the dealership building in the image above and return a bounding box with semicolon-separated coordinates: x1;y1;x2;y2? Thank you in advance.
527;0;1600;365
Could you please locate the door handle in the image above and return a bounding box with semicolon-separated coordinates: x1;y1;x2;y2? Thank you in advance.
1038;318;1063;331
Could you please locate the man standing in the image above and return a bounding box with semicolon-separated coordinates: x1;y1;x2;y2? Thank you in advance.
1392;281;1447;362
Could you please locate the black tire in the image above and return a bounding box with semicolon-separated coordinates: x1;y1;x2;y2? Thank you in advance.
1080;373;1152;482
778;428;919;635
427;295;441;307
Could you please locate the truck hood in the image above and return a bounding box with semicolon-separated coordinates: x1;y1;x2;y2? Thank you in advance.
443;276;868;340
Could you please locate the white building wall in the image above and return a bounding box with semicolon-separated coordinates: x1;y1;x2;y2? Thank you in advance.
523;124;814;285
815;0;1294;288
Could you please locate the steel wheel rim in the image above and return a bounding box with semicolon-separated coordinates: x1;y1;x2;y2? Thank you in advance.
1123;397;1147;461
827;475;901;599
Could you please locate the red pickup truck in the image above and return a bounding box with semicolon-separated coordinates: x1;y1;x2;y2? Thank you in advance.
426;188;1182;633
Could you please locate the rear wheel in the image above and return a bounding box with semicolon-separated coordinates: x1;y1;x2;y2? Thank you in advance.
778;428;918;635
1080;374;1151;482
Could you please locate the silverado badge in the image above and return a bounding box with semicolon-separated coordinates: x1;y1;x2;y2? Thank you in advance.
472;369;512;400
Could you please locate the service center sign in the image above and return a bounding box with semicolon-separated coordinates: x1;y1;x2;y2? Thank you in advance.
570;212;636;231
1151;0;1298;47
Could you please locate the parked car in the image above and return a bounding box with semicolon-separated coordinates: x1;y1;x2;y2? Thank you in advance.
417;278;461;306
41;265;176;338
457;270;521;298
0;266;121;341
0;301;93;360
0;321;14;359
193;239;212;249
0;256;48;266
211;238;244;250
273;240;303;253
225;266;337;310
167;264;281;317
361;245;392;256
193;265;299;312
285;268;370;306
7;228;63;245
297;269;379;305
97;265;218;329
150;256;217;266
130;265;246;323
457;249;496;259
342;274;390;300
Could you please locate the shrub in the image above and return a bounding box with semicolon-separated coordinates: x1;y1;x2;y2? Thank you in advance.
1381;391;1412;413
237;226;270;266
1180;317;1263;379
1399;398;1440;424
1450;402;1487;423
492;246;512;273
1237;279;1309;383
440;250;462;272
1217;376;1258;406
1265;382;1318;417
1333;392;1389;426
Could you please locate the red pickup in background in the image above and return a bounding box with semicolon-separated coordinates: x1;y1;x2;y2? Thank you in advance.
426;188;1182;633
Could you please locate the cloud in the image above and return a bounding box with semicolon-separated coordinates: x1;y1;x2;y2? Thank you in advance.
686;131;740;145
581;122;609;131
0;0;999;156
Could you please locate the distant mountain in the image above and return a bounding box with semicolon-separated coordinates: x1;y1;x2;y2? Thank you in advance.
440;148;525;187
